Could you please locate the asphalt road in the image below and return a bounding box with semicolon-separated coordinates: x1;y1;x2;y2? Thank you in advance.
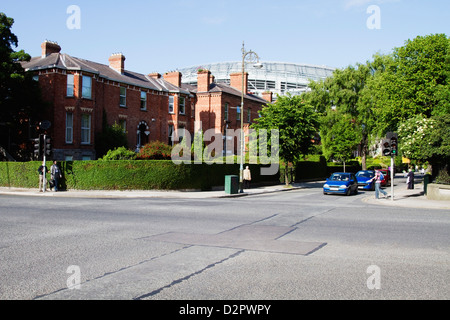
0;183;449;301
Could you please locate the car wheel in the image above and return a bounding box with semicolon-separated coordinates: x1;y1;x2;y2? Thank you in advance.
346;188;351;196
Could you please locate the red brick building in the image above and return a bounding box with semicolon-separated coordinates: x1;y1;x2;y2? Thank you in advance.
22;41;270;160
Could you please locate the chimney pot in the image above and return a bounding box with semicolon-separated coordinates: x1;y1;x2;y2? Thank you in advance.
109;53;126;74
41;40;61;58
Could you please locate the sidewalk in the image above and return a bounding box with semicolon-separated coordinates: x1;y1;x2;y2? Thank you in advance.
1;181;449;210
0;184;298;199
362;184;450;210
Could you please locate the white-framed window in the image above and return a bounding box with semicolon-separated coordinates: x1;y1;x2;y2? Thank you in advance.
179;96;185;115
82;76;92;99
247;108;252;123
140;91;147;110
67;74;74;97
81;114;91;145
66;112;73;144
169;96;174;114
168;124;174;145
236;105;241;121
120;87;127;107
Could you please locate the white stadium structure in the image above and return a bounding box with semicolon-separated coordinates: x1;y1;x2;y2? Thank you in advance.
177;61;335;100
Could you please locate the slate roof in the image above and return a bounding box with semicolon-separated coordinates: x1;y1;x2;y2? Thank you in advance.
22;53;189;94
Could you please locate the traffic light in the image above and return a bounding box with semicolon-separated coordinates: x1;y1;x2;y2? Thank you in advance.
44;136;52;157
390;133;398;156
382;139;391;156
32;135;42;159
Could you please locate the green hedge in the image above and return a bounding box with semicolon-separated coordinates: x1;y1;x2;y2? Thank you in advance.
0;161;279;191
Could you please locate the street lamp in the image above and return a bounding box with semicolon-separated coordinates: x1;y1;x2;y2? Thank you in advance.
239;42;263;193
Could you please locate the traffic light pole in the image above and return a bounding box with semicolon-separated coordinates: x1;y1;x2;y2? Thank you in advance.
43;134;47;194
390;156;394;201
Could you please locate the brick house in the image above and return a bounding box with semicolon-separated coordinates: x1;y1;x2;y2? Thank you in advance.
22;41;270;160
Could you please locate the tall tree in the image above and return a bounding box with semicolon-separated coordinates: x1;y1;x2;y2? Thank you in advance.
367;34;450;134
0;12;46;160
252;94;319;185
306;63;376;169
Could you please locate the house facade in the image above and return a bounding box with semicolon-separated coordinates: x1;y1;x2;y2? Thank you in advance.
22;41;270;160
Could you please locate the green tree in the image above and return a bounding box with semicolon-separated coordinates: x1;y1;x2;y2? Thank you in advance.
306;63;376;169
0;13;47;160
252;94;319;185
95;117;128;159
368;34;450;133
321;112;361;171
398;114;450;179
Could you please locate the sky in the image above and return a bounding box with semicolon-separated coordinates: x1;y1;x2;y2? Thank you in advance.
2;0;449;74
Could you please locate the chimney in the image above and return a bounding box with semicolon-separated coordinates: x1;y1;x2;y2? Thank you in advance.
230;72;248;94
148;72;161;79
164;71;182;87
109;53;126;74
197;69;212;92
41;41;61;58
262;91;273;103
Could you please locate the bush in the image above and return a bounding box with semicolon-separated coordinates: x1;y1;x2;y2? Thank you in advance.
102;147;137;160
435;169;450;185
137;141;172;160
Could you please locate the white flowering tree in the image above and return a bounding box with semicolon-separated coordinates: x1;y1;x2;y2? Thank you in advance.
398;114;450;177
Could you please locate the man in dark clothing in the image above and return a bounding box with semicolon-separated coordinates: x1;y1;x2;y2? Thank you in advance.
407;169;415;189
50;161;62;192
38;162;49;192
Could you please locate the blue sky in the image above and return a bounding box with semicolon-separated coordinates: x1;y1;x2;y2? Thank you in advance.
3;0;449;74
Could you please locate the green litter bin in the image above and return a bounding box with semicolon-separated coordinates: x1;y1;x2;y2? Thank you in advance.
225;175;239;194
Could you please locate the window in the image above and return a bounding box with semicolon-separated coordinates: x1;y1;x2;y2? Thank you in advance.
224;103;229;121
168;124;174;145
236;105;241;121
66;112;73;143
168;96;174;114
247;108;252;123
140;91;147;110
81;114;91;145
119;119;127;133
67;74;74;97
179;96;185;115
120;87;126;107
82;76;92;99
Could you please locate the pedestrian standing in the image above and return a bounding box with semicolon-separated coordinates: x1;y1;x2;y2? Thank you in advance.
38;161;49;192
406;168;415;189
50;161;62;192
368;170;388;199
243;166;252;189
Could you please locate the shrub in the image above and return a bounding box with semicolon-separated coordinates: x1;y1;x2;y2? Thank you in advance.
102;147;137;160
137;141;172;160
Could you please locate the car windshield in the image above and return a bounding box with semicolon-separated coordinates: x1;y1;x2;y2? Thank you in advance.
330;174;350;181
356;171;374;178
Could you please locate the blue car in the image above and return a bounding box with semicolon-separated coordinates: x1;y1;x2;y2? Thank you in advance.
356;170;375;191
323;172;358;196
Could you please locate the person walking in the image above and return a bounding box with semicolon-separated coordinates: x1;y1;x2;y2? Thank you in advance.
406;168;415;190
243;166;252;189
368;170;388;199
50;161;62;192
38;161;49;192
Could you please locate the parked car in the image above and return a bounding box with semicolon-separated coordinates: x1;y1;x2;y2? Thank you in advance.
323;172;358;196
356;170;375;191
378;169;391;187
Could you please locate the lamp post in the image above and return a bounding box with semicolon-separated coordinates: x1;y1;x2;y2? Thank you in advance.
239;42;263;193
